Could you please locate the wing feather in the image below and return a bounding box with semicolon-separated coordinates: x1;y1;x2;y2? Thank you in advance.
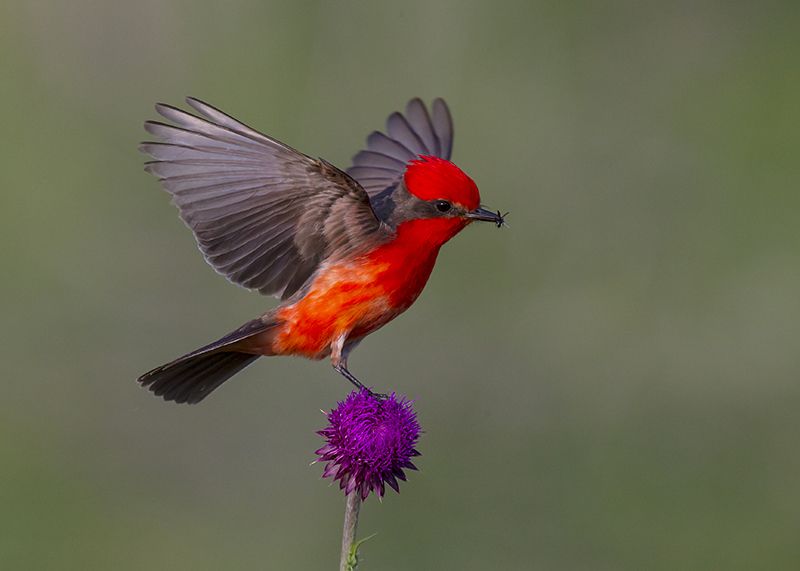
351;150;408;170
405;98;439;156
141;98;388;299
431;98;454;160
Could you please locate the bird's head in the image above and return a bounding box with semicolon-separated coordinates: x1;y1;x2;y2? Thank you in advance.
383;156;505;247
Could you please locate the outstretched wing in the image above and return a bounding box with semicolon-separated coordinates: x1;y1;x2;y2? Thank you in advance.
347;98;454;196
141;98;387;300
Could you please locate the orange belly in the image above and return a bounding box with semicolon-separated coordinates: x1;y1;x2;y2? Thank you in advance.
271;245;439;359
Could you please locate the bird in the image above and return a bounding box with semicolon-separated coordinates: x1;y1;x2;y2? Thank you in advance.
138;97;505;404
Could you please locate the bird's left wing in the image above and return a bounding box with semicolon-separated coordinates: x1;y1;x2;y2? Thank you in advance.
140;98;388;300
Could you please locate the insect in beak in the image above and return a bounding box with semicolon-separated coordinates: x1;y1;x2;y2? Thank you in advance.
467;207;508;228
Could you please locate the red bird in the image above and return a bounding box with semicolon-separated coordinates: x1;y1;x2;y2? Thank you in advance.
138;97;505;404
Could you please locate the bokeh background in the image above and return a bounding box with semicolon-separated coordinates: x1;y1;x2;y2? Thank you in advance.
2;1;799;569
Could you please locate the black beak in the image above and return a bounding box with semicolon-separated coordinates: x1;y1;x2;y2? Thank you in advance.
466;207;507;228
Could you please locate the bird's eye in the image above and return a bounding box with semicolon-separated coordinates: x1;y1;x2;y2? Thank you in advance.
434;200;452;213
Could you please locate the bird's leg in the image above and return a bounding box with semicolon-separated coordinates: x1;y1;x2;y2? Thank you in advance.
331;335;387;399
335;364;388;400
333;362;368;391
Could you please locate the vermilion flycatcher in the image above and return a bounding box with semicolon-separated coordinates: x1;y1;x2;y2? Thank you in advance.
138;97;504;404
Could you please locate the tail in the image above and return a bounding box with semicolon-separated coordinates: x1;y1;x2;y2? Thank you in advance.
138;318;275;404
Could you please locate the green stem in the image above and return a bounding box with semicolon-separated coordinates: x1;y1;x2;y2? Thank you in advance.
340;492;362;571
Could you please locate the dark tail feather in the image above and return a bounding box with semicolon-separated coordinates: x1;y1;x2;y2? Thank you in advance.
138;318;274;404
139;351;259;404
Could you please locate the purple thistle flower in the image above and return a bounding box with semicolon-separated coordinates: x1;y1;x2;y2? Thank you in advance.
316;389;421;500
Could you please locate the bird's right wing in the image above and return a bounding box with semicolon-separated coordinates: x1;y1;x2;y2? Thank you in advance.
141;98;388;300
347;98;454;196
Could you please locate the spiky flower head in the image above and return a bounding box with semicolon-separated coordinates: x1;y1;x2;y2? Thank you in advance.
316;389;421;500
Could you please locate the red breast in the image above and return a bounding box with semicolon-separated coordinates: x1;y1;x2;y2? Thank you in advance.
270;218;456;358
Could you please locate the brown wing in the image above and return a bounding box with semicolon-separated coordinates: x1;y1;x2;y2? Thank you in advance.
347;98;454;196
140;97;388;300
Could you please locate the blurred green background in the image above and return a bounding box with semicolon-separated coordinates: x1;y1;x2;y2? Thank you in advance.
2;1;799;569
